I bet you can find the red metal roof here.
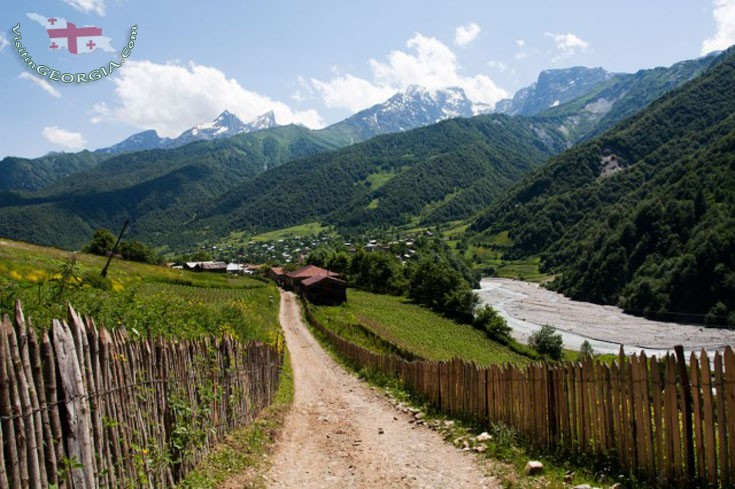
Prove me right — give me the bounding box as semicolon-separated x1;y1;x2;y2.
286;265;340;279
301;275;347;287
270;266;285;276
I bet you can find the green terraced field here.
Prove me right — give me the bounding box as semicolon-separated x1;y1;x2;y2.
311;289;529;366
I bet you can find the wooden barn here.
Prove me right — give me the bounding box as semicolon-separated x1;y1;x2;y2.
300;275;347;305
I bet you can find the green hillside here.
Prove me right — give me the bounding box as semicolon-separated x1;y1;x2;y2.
0;150;110;192
471;48;735;324
161;115;566;246
0;125;346;249
0;239;280;341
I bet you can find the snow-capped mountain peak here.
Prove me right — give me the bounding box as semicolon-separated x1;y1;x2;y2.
327;85;476;139
245;110;277;132
97;110;280;154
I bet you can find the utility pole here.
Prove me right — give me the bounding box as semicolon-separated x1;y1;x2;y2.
101;219;129;278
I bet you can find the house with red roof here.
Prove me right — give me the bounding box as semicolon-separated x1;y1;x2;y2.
283;265;346;303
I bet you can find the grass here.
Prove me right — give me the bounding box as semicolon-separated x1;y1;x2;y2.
310;289;529;366
0;239;280;342
217;222;330;248
178;349;294;489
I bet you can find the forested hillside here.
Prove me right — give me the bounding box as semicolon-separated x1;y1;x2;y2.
471;48;735;325
159;115;566;246
0;125;345;248
0;151;110;192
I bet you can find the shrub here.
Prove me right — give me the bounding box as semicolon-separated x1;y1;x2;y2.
529;324;564;360
473;305;511;344
84;229;116;256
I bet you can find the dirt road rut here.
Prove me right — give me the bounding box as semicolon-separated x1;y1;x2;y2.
265;291;496;488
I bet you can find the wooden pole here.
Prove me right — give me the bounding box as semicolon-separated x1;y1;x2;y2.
101;219;129;278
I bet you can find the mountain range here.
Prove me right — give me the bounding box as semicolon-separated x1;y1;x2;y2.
0;51;728;253
471;47;735;323
96;110;280;155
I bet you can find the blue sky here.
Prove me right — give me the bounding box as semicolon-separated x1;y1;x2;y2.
1;0;734;158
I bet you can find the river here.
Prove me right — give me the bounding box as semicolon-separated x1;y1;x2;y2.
477;278;735;356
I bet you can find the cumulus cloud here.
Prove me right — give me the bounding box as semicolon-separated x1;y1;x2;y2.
546;32;590;62
702;0;735;54
19;72;61;98
43;126;86;150
0;34;9;52
93;60;324;136
516;39;525;47
62;0;106;15
311;33;509;113
455;22;481;47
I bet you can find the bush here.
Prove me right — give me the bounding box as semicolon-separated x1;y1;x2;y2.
119;240;159;264
83;229;116;256
473;305;511;344
529;324;564;360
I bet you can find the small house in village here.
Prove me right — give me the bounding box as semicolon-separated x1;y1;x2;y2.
266;266;287;286
285;265;341;291
195;262;228;273
277;264;347;304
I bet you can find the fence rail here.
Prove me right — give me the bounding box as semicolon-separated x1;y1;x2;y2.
304;301;735;488
0;301;282;489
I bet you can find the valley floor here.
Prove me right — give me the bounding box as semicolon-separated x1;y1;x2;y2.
265;291;496;488
478;278;735;355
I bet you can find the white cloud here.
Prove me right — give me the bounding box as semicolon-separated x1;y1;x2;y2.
312;33;509;113
94;60;324;137
42;126;86;150
61;0;106;15
455;22;481;47
516;39;525;47
311;74;394;113
19;72;61;98
702;0;735;54
487;60;508;72
545;32;590;62
0;34;9;52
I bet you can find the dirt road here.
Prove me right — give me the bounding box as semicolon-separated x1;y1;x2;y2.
265;291;496;488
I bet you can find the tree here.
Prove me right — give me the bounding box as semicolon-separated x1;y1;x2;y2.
190;250;212;261
529;325;564;360
119;240;159;264
84;229;116;256
474;305;511;344
580;340;594;357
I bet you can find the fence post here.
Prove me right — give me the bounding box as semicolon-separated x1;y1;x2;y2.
674;345;695;484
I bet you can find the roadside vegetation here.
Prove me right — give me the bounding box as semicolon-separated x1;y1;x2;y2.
179;350;294;489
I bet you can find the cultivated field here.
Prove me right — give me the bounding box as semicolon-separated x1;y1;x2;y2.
310;288;528;366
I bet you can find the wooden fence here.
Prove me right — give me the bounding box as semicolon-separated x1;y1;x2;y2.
305;302;735;488
0;301;282;489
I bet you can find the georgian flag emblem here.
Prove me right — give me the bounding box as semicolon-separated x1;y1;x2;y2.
27;13;116;55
